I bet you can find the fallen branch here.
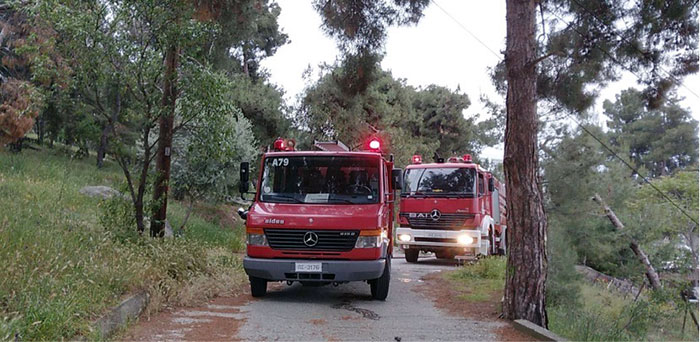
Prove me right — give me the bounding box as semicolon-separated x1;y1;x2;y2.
592;193;662;291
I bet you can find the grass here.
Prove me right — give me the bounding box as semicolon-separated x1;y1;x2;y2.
548;282;700;341
446;257;506;303
445;256;698;341
0;147;246;340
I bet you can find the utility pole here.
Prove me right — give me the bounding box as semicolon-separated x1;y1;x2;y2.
502;0;548;328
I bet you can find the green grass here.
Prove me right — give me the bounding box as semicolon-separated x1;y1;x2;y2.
548;282;700;341
446;257;506;303
0;147;246;340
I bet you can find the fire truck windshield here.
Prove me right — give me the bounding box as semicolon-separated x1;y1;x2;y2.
402;167;476;197
259;155;381;204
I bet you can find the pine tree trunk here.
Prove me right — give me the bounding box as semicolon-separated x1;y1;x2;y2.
502;0;548;328
151;44;178;238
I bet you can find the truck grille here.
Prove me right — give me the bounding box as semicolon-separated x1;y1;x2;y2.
402;213;475;230
414;237;457;243
264;229;359;251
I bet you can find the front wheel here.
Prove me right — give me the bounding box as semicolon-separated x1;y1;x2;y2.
404;249;419;263
370;257;391;300
249;276;267;297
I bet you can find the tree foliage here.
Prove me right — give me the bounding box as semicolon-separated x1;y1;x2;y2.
299;54;498;166
313;0;429;52
604;88;698;177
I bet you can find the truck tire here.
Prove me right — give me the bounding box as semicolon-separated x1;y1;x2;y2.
370;257;391;300
249;276;267;297
404;249;419;263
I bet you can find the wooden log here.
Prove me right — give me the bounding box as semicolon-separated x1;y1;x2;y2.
592;194;662;291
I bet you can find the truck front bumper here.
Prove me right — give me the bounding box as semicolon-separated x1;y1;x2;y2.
395;227;484;251
243;257;386;282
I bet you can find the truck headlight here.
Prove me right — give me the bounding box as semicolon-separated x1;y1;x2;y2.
247;233;268;246
398;234;411;242
355;235;382;248
457;234;473;245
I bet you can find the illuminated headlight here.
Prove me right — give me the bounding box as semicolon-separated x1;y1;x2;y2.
457;234;473;245
398;234;412;242
246;233;268;246
355;235;382;248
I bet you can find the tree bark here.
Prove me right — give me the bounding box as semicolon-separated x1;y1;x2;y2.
97;81;121;168
151;44;179;238
502;0;548;328
592;193;662;290
97;124;109;168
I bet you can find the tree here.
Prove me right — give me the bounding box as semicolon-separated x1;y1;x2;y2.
0;2;70;149
628;171;699;280
604;89;698;177
38;0;248;234
151;0;290;237
314;0;429;53
502;0;548;327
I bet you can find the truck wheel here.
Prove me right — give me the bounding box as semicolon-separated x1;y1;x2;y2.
404;249;419;263
371;257;391;300
249;276;267;297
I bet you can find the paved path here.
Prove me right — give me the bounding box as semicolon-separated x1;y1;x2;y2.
127;253;508;341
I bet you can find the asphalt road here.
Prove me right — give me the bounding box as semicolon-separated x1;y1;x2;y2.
236;255;501;341
128;253;505;341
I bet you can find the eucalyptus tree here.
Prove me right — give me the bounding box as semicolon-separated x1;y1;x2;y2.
38;0;252;233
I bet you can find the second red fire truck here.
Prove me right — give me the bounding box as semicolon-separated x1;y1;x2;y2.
396;154;507;261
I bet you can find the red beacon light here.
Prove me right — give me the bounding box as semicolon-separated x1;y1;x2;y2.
364;137;382;152
412;155;422;164
273;138;296;151
463;154;473;163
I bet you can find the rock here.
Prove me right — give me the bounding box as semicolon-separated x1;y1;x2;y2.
79;186;122;199
164;219;174;238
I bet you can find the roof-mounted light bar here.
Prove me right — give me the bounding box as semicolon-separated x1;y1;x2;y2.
273;138;296;151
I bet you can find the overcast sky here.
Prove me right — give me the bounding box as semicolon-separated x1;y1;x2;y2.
260;0;699;160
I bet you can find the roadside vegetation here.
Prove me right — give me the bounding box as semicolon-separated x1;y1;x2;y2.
446;257;699;341
0;148;246;340
447;257;506;302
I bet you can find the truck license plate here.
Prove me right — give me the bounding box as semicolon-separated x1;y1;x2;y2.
295;262;322;273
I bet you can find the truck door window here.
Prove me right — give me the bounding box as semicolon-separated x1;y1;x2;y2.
478;173;485;196
260;156;381;204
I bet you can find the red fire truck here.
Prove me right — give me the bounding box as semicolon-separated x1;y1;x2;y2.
237;138;402;300
396;154;506;262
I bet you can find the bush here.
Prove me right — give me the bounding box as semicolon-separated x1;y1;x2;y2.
546;220;582;307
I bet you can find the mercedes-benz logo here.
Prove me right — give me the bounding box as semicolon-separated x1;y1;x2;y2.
430;209;441;221
303;231;319;247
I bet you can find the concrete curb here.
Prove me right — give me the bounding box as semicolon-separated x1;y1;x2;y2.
513;319;568;341
93;291;150;339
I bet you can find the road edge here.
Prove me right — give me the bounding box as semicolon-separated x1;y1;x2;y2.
91;291;150;340
513;319;568;341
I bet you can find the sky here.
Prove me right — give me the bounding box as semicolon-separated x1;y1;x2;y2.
260;0;699;160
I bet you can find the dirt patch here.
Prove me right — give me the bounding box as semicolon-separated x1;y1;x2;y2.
124;293;250;341
415;272;534;341
308;318;327;325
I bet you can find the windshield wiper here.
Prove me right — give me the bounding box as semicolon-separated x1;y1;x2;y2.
327;198;356;204
264;194;303;203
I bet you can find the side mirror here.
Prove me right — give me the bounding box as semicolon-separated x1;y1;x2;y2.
488;177;495;192
239;162;250;197
237;207;248;220
392;168;403;191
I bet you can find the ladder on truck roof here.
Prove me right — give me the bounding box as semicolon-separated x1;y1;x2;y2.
314;140;349;152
